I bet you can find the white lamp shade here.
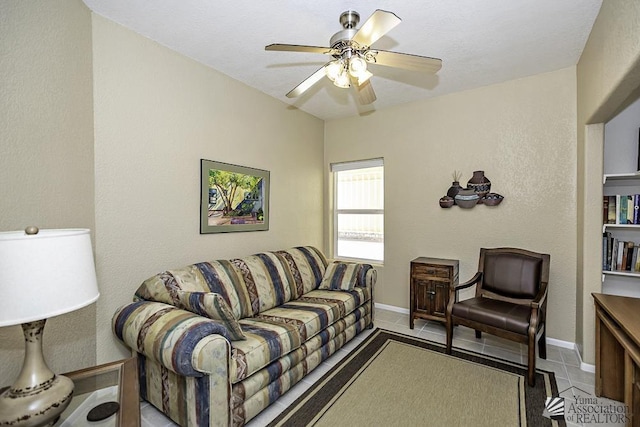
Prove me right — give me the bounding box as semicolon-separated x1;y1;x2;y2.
0;229;100;327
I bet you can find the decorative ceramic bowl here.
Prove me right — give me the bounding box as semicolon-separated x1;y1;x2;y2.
455;190;479;209
455;188;477;199
483;193;504;206
439;196;454;208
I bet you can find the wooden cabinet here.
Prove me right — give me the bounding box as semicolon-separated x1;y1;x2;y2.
410;257;458;328
593;293;640;426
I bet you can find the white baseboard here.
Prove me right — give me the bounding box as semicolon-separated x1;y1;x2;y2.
546;337;574;350
374;302;409;314
576;350;596;373
374;302;596;372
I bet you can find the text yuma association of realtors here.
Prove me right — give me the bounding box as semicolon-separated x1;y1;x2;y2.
566;396;629;424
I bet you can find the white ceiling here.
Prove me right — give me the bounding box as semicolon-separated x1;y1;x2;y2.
81;0;602;121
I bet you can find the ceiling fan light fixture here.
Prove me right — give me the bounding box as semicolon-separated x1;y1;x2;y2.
333;71;351;88
325;60;343;81
266;9;442;102
348;56;368;79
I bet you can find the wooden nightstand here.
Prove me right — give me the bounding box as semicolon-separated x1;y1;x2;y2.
410;257;459;328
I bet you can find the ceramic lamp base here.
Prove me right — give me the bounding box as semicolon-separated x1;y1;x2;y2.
0;320;74;427
0;375;73;427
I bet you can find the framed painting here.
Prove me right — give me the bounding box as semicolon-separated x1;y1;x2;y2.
200;159;270;233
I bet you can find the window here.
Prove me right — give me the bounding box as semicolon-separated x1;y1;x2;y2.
331;158;384;262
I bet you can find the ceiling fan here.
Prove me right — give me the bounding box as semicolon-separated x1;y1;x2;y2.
265;9;442;105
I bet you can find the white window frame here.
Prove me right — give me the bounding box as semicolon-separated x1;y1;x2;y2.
331;158;384;264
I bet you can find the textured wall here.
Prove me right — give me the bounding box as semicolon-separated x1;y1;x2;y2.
0;0;96;384
325;67;578;342
91;15;325;363
576;0;640;364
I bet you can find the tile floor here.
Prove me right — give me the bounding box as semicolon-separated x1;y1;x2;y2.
141;306;613;427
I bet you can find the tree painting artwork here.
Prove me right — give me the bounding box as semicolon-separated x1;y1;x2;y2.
200;159;269;233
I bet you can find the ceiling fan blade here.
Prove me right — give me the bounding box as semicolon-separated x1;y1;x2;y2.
265;44;338;55
352;10;401;48
353;78;377;105
286;63;330;98
368;49;442;73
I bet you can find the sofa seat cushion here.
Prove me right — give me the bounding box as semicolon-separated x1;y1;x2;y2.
229;287;371;383
231;305;370;406
451;297;532;335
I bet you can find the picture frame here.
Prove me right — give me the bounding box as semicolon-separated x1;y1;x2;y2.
200;159;270;233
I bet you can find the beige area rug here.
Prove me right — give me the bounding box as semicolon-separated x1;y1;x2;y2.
269;329;563;427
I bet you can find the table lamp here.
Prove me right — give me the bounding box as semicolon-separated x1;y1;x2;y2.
0;227;100;427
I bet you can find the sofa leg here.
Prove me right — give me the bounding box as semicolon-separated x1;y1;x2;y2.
367;322;374;329
475;330;482;339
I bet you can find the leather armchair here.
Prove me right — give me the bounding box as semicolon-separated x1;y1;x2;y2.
445;247;550;386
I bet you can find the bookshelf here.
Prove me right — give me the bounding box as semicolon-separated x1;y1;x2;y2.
601;98;640;297
603;172;640;184
602;163;640;297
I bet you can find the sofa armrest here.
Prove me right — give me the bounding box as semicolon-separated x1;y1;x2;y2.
112;301;231;377
357;264;377;289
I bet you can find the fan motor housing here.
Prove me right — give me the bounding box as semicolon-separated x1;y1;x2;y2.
339;10;360;29
330;28;358;48
330;10;361;48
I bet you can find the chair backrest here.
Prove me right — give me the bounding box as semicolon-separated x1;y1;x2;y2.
478;248;550;300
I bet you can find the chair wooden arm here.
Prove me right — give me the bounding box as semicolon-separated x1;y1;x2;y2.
530;281;549;310
447;272;483;316
453;272;483;293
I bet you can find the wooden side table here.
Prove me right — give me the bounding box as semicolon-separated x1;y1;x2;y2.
410;257;459;328
57;357;140;426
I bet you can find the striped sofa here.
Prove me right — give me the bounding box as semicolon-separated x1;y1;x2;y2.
112;246;376;426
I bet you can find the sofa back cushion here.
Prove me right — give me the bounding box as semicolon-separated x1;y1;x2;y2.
319;262;373;291
135;246;328;319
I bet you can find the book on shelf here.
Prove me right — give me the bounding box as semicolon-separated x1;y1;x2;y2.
626;241;635;271
617;240;624;269
607;195;616;224
602;194;640;225
616;240;627;271
603;232;612;270
602;235;640;272
619;195;627;224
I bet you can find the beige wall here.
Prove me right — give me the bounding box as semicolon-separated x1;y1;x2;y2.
325;67;578;342
4;0;639;376
91;16;325;363
0;0;96;384
576;0;640;364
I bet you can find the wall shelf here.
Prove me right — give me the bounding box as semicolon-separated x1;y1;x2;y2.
603;172;640;185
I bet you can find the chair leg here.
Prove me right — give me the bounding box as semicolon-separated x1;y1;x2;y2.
527;334;536;387
538;328;547;360
475;330;482;339
445;317;453;355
